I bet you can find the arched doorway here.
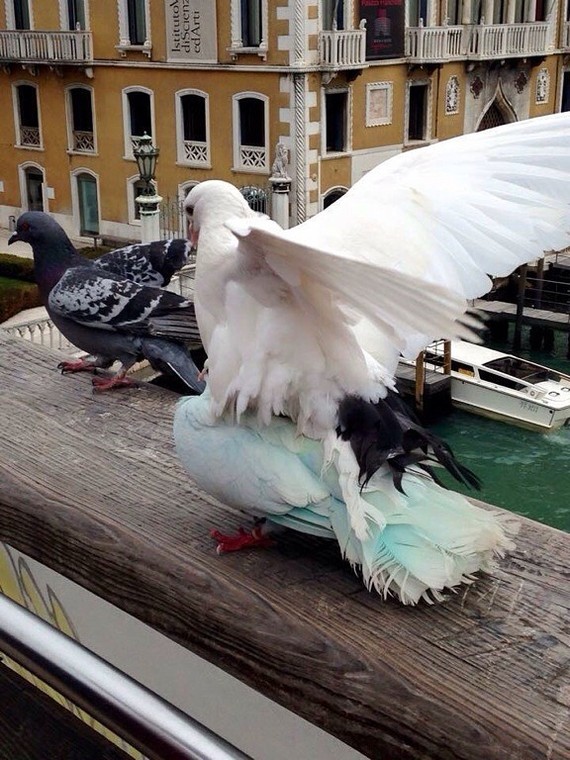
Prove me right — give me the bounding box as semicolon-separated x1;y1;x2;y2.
76;172;99;235
476;82;517;132
478;102;508;131
24;166;44;211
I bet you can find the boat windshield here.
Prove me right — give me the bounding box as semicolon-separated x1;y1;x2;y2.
483;356;561;385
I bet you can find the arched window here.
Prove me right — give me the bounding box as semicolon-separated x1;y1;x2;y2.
122;87;154;158
13;83;41;148
66;86;95;152
322;187;347;209
175;90;210;166
232;93;269;173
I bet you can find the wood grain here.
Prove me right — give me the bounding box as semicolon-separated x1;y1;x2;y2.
1;331;569;760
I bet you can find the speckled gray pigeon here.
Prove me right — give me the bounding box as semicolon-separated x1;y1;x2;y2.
95;238;192;287
9;211;205;393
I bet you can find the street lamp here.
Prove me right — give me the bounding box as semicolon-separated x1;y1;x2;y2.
133;132;162;243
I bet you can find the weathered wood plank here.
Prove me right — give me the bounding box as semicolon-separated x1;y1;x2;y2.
1;331;569;760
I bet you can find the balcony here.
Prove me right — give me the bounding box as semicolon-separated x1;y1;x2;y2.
0;30;92;64
319;24;367;68
406;21;550;63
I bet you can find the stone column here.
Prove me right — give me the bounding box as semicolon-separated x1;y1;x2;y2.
136;194;163;243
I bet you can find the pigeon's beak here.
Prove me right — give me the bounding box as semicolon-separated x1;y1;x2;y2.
8;231;19;245
187;221;199;250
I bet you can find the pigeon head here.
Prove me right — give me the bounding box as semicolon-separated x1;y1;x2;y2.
184;181;252;247
9;211;76;256
9;211;85;298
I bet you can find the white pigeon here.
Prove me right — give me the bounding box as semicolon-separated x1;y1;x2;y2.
174;113;570;604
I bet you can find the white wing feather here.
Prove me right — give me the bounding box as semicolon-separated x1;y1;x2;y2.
289;113;570;293
281;113;570;361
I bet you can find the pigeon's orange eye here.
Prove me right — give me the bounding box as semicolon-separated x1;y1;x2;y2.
21;221;30;231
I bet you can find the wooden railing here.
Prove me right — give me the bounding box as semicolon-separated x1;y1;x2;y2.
406;21;550;61
319;25;367;67
0;30;92;63
1;328;569;760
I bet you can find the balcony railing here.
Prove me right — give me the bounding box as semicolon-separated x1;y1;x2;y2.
183;139;209;165
239;145;267;170
72;130;95;152
0;30;92;63
319;25;367;67
406;21;550;62
19;125;41;147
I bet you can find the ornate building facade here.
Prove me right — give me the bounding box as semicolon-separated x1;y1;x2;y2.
0;0;569;239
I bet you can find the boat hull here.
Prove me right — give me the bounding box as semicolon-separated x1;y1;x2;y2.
451;377;570;431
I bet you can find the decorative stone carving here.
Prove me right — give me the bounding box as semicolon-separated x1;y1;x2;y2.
445;76;460;115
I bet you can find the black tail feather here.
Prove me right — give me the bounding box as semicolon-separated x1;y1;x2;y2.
337;391;481;494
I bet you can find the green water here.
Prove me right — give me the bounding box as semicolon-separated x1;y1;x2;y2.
430;330;570;533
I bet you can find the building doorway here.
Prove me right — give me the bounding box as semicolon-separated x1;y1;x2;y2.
77;173;99;235
24;167;44;211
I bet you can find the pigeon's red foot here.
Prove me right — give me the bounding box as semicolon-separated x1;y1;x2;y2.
58;358;96;374
210;526;274;555
92;374;136;392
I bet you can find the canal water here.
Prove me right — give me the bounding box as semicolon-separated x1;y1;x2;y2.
430;328;570;533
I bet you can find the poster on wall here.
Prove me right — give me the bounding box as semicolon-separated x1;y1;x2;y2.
359;0;405;59
165;0;218;62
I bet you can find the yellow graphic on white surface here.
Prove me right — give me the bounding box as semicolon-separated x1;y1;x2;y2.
0;542;145;759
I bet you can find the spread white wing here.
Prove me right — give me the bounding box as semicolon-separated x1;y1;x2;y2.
285;112;570;362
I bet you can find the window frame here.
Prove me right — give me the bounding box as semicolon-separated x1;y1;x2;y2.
232;92;269;174
65;84;96;154
6;0;33;30
229;0;269;59
59;0;89;30
405;79;431;144
116;0;152;56
175;89;211;168
122;86;155;160
12;81;42;150
323;87;351;155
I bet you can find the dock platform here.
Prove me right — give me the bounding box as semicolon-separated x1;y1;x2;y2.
1;331;569;760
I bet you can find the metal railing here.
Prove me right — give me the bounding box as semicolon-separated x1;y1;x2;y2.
0;593;249;760
0;29;92;63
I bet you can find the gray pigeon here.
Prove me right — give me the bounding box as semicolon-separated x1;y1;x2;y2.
9;211;205;393
95;238;192;287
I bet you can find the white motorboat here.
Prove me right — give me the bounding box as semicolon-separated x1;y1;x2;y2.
421;341;570;431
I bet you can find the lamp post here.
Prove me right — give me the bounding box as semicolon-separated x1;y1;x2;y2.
133;132;162;243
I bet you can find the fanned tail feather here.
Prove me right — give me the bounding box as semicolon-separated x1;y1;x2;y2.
327;471;518;604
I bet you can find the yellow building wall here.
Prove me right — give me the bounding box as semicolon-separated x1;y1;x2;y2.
1;63;285;222
435;63;467;142
528;56;559;118
351;64;409;150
